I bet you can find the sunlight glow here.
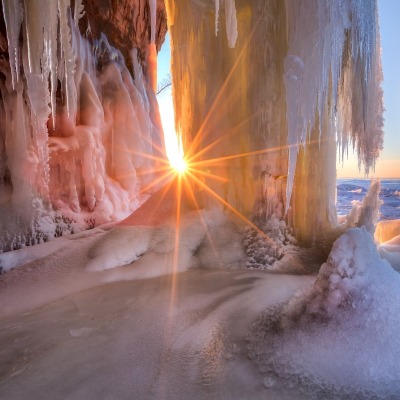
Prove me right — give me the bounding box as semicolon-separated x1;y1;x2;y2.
167;133;187;174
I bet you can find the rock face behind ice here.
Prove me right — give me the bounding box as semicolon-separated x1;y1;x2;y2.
80;0;167;69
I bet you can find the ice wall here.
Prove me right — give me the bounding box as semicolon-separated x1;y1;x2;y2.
0;1;165;251
166;0;383;244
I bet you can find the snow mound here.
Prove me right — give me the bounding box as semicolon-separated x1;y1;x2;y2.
86;210;206;272
85;208;245;272
247;227;400;398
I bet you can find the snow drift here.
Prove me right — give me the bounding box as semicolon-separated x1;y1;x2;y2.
248;227;400;398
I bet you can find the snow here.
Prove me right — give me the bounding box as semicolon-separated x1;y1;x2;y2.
1;186;400;398
0;192;313;399
0;2;396;397
248;227;400;398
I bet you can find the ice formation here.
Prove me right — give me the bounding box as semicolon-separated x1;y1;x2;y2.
248;227;400;398
166;0;383;244
284;0;383;211
0;0;386;256
0;1;164;251
343;179;382;233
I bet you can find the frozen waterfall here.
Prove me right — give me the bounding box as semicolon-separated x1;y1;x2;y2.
0;0;165;251
166;0;383;244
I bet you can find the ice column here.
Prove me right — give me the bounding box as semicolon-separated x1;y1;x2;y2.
1;0;23;89
166;0;383;244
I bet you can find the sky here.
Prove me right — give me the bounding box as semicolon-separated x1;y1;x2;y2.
157;1;400;178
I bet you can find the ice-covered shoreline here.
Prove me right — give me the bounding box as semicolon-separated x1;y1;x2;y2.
1;184;400;398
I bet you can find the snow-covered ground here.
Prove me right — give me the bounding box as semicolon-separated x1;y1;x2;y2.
1;183;400;399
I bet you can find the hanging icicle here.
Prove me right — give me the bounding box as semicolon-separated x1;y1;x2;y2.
1;0;23;89
58;0;77;118
213;0;238;48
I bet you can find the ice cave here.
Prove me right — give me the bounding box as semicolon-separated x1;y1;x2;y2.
0;0;400;399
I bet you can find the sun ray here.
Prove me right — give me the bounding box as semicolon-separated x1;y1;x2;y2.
167;174;183;319
139;169;175;194
184;17;262;160
187;167;230;183
186;170;273;244
139;133;167;157
186;109;264;164
185;136;225;164
126;149;169;165
182;174;223;267
135;165;173;177
189;138;324;168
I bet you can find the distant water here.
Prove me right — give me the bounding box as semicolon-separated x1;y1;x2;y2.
337;179;400;220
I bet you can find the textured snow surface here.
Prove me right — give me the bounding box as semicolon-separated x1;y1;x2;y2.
1;185;400;398
0;194;313;400
248;227;400;399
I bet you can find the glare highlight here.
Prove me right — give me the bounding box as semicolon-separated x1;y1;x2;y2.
167;134;187;174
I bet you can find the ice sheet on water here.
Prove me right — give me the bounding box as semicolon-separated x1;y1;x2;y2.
248;227;400;398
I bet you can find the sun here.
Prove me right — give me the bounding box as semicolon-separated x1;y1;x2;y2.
170;155;187;174
165;128;188;175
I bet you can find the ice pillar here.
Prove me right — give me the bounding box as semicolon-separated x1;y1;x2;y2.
166;0;288;218
166;0;383;244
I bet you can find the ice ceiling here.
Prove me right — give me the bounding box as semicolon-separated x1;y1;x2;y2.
0;0;383;251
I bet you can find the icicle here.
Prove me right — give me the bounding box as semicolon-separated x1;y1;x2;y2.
1;0;23;89
224;0;238;48
149;0;157;44
215;0;219;36
58;0;76;118
48;0;58;128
